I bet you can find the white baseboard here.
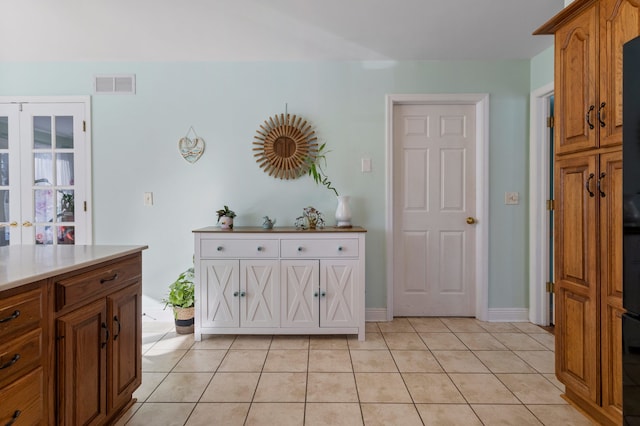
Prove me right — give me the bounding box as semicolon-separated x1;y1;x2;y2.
365;308;388;322
486;308;530;322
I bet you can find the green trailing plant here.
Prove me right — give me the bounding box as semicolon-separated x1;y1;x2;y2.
216;205;236;223
306;142;339;196
60;192;74;212
162;267;195;310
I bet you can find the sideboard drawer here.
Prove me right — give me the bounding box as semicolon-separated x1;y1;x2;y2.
0;367;43;426
0;288;43;340
0;329;42;388
281;239;359;258
200;239;279;258
54;255;141;311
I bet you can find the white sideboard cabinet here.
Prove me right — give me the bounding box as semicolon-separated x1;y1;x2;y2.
193;227;367;341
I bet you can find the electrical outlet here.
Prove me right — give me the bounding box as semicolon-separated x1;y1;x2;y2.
144;192;154;206
361;158;372;173
505;192;519;205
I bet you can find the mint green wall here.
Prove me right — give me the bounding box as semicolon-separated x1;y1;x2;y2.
530;46;554;91
0;60;532;313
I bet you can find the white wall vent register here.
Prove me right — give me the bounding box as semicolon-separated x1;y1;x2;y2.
93;74;136;94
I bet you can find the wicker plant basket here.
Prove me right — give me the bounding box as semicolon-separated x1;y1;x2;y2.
173;306;195;334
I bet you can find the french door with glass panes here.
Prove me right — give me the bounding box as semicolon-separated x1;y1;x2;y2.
0;99;91;245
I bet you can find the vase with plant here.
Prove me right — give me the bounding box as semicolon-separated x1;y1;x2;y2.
58;191;75;222
162;267;195;334
306;143;352;227
216;205;236;229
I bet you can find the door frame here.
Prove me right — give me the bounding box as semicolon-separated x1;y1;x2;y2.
528;82;554;326
385;93;490;321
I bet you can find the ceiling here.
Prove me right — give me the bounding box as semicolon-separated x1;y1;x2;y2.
1;0;564;62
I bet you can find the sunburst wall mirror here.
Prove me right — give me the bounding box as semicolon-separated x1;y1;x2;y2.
253;113;318;179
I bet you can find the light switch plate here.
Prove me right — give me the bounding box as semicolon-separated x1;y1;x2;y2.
144;192;154;206
361;158;372;173
505;192;519;205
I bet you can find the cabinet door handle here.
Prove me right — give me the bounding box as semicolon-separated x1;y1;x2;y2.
598;172;606;197
320;291;326;297
0;310;20;323
5;410;21;426
101;322;109;349
586;105;595;130
0;354;20;370
233;291;239;297
314;292;319;297
240;291;246;297
257;246;263;252
100;273;119;284
585;173;595;197
22;221;32;227
113;316;121;340
597;102;606;127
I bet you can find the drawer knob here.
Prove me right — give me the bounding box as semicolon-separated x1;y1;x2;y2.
0;353;20;370
217;246;223;251
100;273;119;284
297;247;303;252
337;246;343;251
257;246;263;251
0;310;20;324
240;291;246;297
314;292;319;297
233;291;239;297
6;410;21;426
321;291;327;297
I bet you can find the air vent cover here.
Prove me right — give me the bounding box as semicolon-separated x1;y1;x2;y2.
94;74;136;94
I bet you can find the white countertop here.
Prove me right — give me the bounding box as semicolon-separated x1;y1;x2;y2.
0;245;148;292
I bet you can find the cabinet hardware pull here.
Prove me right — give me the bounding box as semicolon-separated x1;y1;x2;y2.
0;354;20;370
0;310;20;323
597;102;606;127
321;291;326;297
22;221;32;227
9;221;17;228
113;316;121;340
586;105;595;129
233;291;239;297
257;246;263;251
217;246;223;251
5;410;21;426
240;291;246;297
297;247;303;252
337;246;343;251
314;292;319;297
585;173;595;197
101;322;109;348
598;172;606;197
100;273;119;284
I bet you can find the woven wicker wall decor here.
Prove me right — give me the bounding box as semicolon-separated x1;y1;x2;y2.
253;113;318;179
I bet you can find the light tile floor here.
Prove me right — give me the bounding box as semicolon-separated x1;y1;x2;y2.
117;318;595;425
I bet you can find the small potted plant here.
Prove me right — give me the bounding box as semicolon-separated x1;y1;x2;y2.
162;267;195;334
216;205;236;229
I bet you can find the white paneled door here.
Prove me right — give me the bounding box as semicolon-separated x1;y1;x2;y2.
393;104;477;316
0;99;91;245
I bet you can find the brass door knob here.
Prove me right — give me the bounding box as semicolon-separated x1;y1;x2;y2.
466;217;477;225
22;221;33;227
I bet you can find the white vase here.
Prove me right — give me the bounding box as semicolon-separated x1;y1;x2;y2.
220;216;234;229
335;195;352;228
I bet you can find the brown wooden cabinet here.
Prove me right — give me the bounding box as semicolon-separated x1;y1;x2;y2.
0;284;47;426
535;1;640;423
54;253;142;426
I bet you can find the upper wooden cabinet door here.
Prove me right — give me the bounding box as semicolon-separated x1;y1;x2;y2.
555;5;598;155
599;0;640;147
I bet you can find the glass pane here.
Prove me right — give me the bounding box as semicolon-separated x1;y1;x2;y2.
0;227;8;246
56;116;74;148
35;225;53;245
33;116;52;148
0;117;7;149
57;225;74;244
34;153;53;185
0;153;8;185
57;190;74;222
56;153;74;186
34;188;54;222
0;190;9;221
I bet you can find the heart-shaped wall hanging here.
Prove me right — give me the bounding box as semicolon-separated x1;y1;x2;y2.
178;126;205;164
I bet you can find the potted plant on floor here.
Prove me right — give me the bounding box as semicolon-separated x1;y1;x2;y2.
162;267;195;334
216;205;236;229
